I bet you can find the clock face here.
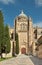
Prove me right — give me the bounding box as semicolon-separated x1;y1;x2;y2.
20;23;27;31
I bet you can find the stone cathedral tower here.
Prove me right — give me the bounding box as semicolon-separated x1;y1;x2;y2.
2;11;42;58
14;11;33;54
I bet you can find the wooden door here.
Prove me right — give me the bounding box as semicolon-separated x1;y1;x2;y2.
21;48;26;54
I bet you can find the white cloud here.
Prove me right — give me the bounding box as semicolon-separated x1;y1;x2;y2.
33;21;42;27
0;0;14;4
35;0;42;6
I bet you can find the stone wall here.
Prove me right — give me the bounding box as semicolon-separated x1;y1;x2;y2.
37;45;42;58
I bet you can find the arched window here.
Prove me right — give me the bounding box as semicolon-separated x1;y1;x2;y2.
20;23;27;31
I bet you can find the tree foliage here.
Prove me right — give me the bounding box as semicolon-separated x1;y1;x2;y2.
4;25;11;53
0;10;11;58
0;10;4;55
15;33;19;54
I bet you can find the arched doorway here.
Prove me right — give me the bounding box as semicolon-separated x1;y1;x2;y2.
21;48;26;54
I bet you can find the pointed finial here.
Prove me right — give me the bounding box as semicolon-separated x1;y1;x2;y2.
19;10;27;18
29;16;32;21
21;10;24;14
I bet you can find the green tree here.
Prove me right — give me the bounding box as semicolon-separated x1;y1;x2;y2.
0;10;11;58
15;33;19;54
4;25;11;53
0;10;4;58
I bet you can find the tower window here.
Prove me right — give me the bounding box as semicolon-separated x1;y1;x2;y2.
20;23;27;31
34;29;37;39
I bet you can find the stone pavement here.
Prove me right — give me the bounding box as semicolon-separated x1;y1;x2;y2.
0;54;42;65
29;56;42;65
0;54;34;65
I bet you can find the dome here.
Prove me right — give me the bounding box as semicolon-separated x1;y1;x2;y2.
19;10;27;18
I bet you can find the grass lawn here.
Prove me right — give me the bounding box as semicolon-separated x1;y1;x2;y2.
0;57;13;61
0;58;6;61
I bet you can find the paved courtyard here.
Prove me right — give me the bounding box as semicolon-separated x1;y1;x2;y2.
30;55;42;65
0;54;42;65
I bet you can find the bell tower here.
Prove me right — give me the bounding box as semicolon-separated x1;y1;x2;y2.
14;11;33;54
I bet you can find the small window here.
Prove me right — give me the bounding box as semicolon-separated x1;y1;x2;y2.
34;29;37;39
11;33;13;40
41;31;42;34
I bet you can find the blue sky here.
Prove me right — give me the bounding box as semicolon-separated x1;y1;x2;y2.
0;0;42;27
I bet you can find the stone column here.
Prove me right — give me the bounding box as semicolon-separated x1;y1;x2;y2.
14;41;16;54
28;16;33;54
32;42;36;56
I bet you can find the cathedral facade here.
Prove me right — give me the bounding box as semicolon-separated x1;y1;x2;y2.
6;11;42;57
14;11;33;55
